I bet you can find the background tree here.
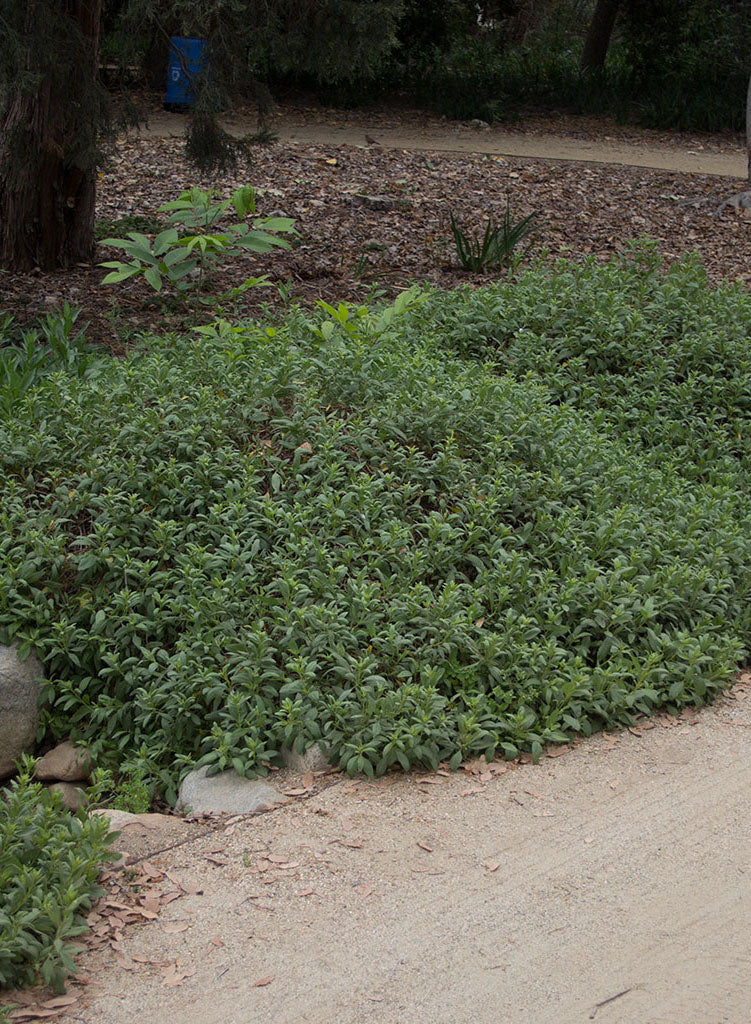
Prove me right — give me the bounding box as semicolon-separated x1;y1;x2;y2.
580;0;622;71
0;1;105;270
747;67;751;182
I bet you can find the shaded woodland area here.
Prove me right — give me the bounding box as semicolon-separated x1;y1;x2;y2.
1;0;750;269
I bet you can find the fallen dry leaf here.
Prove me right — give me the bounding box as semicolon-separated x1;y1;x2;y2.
140;895;161;915
40;996;78;1010
416;842;433;853
161;968;196;988
9;1010;61;1021
163;922;190;934
138;861;163;880
482;861;501;872
301;771;315;788
354;883;375;896
103;899;131;911
253;975;275;987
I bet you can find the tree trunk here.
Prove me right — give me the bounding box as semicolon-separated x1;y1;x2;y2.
580;0;622;72
747;69;751;185
0;1;102;271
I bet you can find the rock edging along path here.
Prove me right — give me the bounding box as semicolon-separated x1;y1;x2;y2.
58;676;751;1024
142;108;748;179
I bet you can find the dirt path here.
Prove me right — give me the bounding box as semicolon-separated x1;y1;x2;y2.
143;107;748;179
61;682;751;1024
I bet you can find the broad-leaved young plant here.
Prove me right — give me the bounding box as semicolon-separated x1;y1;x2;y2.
100;185;297;292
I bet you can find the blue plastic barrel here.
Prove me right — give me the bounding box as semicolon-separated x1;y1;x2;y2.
165;36;207;107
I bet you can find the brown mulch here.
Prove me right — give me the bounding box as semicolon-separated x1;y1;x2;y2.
1;111;750;353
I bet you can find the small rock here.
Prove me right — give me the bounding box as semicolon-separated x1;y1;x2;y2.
48;782;87;813
347;194;397;211
91;808;175;831
0;644;43;779
36;740;92;782
175;766;282;815
280;742;332;774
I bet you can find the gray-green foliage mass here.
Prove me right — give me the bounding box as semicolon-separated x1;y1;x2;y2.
1;247;750;802
0;759;118;992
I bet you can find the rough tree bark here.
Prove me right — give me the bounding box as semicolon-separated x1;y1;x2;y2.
747;68;751;184
0;1;102;271
580;0;622;72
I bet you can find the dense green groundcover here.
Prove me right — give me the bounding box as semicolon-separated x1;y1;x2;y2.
0;760;118;993
2;245;751;804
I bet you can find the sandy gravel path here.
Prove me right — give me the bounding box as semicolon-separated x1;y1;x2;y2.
143;107;748;179
62;680;751;1024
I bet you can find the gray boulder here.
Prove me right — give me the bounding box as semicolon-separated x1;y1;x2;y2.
0;644;43;779
280;742;332;774
175;766;282;815
48;782;87;813
36;740;91;782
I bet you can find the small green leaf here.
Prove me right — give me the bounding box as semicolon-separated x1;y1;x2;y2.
143;266;163;291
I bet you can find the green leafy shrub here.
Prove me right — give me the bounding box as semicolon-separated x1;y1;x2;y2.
87;765;152;814
407;241;751;482
100;185;297;293
1;253;750;799
0;305;103;415
0;759;119;993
